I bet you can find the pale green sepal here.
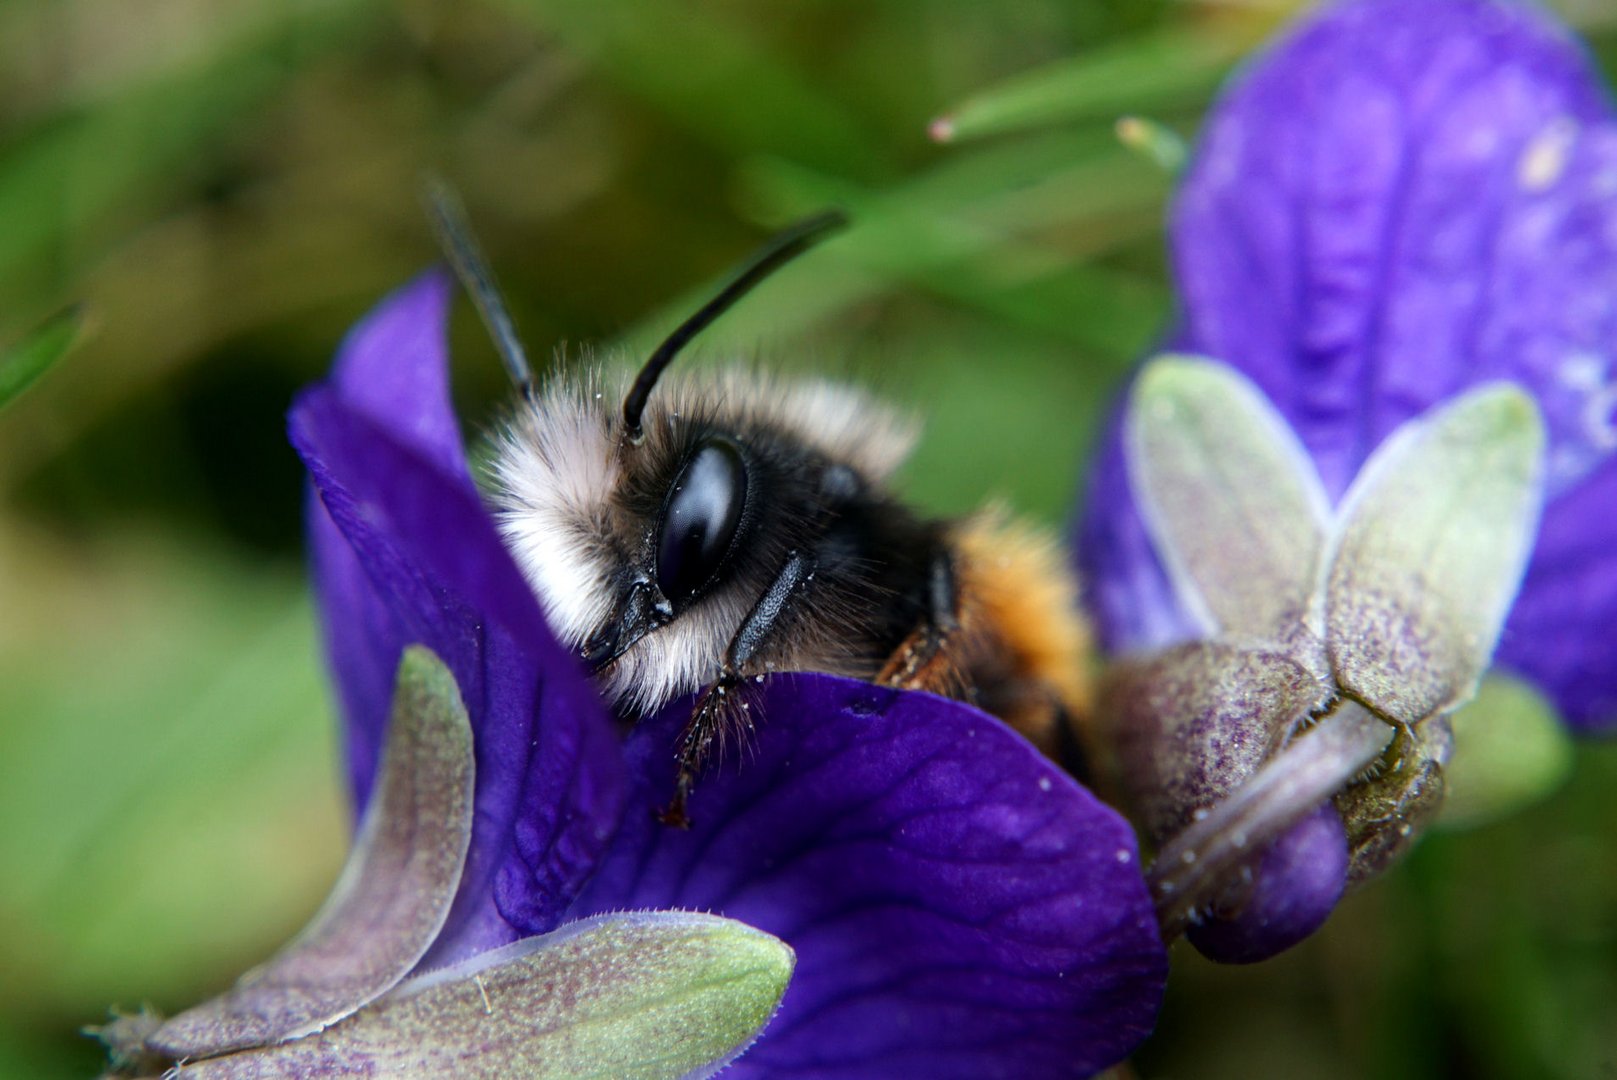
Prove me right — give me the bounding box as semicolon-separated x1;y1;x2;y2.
0;306;85;411
1438;673;1573;829
1126;354;1331;641
151;645;476;1059
175;911;796;1080
1324;384;1546;725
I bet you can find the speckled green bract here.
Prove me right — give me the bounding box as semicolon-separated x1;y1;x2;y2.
1326;385;1545;725
1103;640;1329;843
151;645;475;1060
177;911;793;1079
1128;355;1329;641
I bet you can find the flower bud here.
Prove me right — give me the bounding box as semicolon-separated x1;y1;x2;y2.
1091;357;1546;960
1184;804;1348;964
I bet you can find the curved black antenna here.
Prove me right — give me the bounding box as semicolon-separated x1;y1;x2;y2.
423;177;535;401
621;208;849;443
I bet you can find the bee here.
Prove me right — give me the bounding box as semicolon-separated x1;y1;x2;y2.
429;190;1091;825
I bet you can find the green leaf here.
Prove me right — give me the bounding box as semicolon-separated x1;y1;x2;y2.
178;912;795;1080
1439;673;1574;829
0;543;342;1021
722;155;1168;361
497;0;876;174
1126;355;1331;642
930;29;1249;144
150;646;475;1060
0;2;371;296
1324;385;1546;725
0;307;83;411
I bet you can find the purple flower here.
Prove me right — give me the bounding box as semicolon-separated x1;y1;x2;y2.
1083;0;1617;733
285;273;1165;1077
1078;0;1617;963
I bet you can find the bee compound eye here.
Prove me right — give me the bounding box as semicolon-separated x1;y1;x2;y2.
656;439;748;602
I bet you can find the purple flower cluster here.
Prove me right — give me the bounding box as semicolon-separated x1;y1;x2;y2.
1080;0;1617;964
296;273;1166;1077
1083;0;1617;735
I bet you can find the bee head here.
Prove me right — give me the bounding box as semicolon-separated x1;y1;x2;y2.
491;366;916;714
432;202;916;713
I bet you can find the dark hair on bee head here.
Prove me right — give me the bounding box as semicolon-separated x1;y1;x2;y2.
619;208;849;443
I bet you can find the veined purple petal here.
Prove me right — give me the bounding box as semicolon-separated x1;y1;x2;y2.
294;373;625;969
309;273;465;810
308;496;404;810
309;273;481;806
1081;0;1617;729
568;673;1167;1080
327;270;469;484
1175;0;1610;492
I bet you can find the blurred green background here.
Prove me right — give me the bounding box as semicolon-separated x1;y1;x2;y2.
2;1;1615;1077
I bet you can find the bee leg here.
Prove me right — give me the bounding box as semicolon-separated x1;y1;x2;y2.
876;549;961;691
659;550;817;828
659;679;735;829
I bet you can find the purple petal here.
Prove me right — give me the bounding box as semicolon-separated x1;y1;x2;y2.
1174;0;1610;492
327;270;469;484
309;272;472;806
1081;0;1617;728
1077;402;1199;655
308;494;403;809
293;387;625;968
1184;803;1348;965
1497;457;1617;733
568;673;1167;1079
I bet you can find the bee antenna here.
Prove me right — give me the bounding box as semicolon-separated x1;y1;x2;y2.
423;177;536;401
621;208;848;443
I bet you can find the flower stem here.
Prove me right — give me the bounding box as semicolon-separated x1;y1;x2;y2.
1149;700;1393;937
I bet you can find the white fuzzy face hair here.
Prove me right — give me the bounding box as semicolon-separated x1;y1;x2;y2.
489;365;918;715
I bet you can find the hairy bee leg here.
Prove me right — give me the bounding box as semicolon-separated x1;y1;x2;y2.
660;678;739;829
875;550;959;690
659;550;817;828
